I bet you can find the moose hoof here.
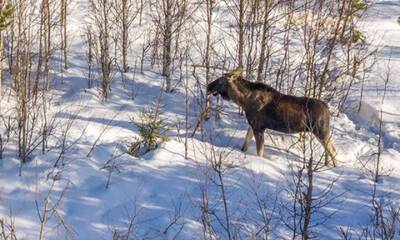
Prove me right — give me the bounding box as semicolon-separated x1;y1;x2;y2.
324;159;338;167
332;160;338;167
241;145;248;152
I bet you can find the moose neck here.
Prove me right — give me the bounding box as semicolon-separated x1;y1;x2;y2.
228;77;253;108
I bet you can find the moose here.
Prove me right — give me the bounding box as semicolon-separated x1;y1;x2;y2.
207;67;337;166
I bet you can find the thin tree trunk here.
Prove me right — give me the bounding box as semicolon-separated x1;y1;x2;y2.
162;0;172;92
317;0;347;99
302;156;313;240
100;0;111;99
44;0;51;90
61;0;68;69
238;0;244;68
256;1;269;82
245;0;259;80
204;0;213;119
122;0;129;72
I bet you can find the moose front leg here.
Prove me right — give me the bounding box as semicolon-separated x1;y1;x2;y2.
254;130;265;157
241;127;254;152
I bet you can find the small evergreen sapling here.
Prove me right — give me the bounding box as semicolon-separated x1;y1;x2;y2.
127;107;170;156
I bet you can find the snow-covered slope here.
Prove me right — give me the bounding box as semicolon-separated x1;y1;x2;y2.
0;0;399;239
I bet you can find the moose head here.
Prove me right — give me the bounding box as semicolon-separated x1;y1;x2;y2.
206;67;243;101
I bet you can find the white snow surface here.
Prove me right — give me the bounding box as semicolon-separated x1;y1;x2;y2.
0;0;399;239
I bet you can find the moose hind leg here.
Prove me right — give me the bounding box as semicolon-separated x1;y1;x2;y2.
319;134;337;167
241;127;254;152
325;137;337;166
254;130;265;157
299;132;306;143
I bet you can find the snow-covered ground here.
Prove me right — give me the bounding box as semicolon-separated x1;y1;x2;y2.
0;0;399;239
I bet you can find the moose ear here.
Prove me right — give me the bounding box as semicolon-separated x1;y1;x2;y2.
228;67;243;81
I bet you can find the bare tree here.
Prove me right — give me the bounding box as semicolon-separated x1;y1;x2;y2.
150;0;188;92
60;0;68;69
36;180;74;240
203;0;214;119
256;1;274;82
195;135;237;239
237;0;245;68
360;56;399;240
14;0;39;164
0;0;59;168
0;210;18;240
84;26;94;88
90;0;113;99
42;0;53;91
113;0;140;73
0;1;13;97
282;133;342;239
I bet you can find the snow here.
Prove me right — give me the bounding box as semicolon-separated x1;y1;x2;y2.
1;0;400;239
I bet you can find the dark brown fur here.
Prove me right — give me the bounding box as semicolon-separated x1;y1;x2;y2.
207;68;337;166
